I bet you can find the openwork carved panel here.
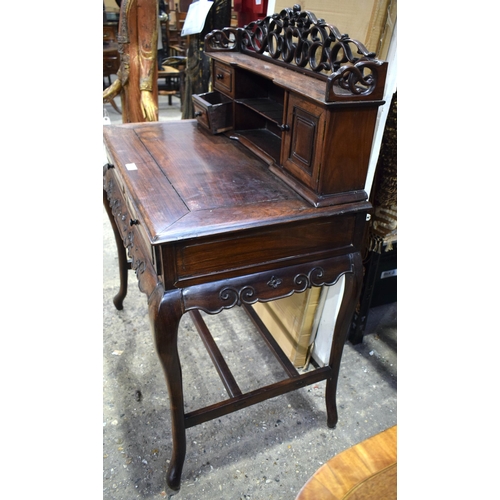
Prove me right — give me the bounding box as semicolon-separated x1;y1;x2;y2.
204;4;387;101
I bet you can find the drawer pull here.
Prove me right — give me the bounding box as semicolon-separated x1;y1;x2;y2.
194;111;202;117
130;218;139;226
216;74;224;79
279;124;290;131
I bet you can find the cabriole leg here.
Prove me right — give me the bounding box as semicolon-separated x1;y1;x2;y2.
103;188;128;310
325;254;363;428
149;289;186;493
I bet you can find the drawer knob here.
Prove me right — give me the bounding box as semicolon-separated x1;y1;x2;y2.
216;73;224;79
279;124;290;131
194;111;202;117
130;218;139;226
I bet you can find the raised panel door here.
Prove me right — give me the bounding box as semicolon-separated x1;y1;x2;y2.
282;93;325;190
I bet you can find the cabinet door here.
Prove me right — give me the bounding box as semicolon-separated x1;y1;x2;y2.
281;94;325;190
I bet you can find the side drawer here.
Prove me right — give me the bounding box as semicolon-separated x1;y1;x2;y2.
213;61;234;97
172;215;358;286
192;91;233;134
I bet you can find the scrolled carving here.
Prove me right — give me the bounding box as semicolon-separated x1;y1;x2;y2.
219;285;257;307
181;254;358;316
205;27;240;51
293;266;325;291
326;60;385;100
293;273;309;292
309;266;325;285
204;4;386;101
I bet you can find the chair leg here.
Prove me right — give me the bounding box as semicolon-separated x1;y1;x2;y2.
109;98;122;115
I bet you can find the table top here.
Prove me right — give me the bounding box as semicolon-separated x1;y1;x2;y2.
103;120;371;247
295;425;397;500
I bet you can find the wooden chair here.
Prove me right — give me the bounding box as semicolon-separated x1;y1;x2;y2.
158;56;186;105
170;7;187;56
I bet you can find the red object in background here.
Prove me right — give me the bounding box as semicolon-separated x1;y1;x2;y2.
234;0;268;27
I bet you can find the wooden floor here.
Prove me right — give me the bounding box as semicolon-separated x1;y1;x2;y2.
295;425;397;500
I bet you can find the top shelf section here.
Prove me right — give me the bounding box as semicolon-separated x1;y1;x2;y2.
204;5;388;103
210;51;326;105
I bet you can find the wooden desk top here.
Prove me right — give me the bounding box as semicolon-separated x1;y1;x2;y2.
103;120;371;247
295;425;397;500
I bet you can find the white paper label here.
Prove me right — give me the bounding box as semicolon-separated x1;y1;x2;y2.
125;163;138;171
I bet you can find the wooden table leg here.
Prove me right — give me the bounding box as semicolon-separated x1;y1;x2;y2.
149;289;186;493
325;253;363;428
103;188;128;310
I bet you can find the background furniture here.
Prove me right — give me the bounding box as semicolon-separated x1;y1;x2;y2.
295;425;397;500
158;56;186;105
103;21;121;114
169;5;188;55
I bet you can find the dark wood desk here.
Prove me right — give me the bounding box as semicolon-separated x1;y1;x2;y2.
103;119;369;491
103;6;387;493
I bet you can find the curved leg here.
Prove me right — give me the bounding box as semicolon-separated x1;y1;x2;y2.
149;289;186;493
103;188;128;309
325;253;363;428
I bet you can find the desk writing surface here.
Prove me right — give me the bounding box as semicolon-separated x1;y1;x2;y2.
103;120;371;248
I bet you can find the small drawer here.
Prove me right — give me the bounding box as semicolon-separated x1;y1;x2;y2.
213;61;234;97
192;91;233;134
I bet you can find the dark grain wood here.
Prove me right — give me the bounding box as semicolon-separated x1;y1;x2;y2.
189;309;243;398
102;6;384;492
184;366;332;429
199;50;385;207
103;118;369;491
